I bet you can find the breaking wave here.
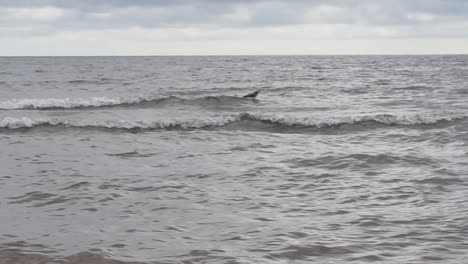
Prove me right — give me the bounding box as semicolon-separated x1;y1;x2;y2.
0;95;250;110
0;116;238;130
1;113;466;133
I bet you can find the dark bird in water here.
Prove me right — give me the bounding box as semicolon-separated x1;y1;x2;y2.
243;90;260;99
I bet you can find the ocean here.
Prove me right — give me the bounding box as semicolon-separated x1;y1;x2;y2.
0;55;467;264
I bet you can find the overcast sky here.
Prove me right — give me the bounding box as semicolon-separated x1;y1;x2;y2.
1;0;468;55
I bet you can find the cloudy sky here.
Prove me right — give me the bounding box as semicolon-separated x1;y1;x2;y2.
1;0;468;55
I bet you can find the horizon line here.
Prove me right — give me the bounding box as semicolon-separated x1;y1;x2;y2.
1;53;468;57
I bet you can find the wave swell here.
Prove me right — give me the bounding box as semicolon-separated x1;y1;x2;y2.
0;95;250;110
1;113;466;133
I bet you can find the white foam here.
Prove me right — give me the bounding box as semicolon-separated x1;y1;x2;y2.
0;97;143;110
0;115;240;130
0;117;53;129
0;113;464;131
242;112;467;127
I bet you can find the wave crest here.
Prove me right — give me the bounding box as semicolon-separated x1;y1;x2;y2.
1;113;465;133
0;95;251;110
0;97;147;110
0;116;239;130
244;113;465;128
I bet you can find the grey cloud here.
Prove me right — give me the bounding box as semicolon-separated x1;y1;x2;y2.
0;0;467;38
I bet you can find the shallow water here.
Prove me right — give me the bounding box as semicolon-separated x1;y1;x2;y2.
1;56;467;263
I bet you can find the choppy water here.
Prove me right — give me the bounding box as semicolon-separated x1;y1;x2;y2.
1;55;467;264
